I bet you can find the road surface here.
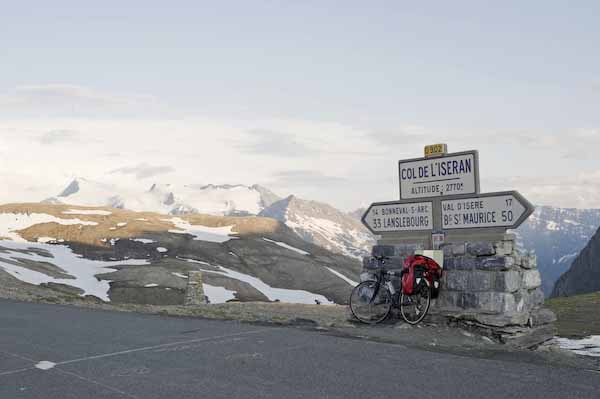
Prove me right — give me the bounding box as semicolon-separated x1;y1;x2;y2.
0;299;598;398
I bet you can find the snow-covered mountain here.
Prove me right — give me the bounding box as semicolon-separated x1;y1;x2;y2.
516;206;600;296
260;196;375;259
46;178;281;216
0;203;360;305
43;178;600;294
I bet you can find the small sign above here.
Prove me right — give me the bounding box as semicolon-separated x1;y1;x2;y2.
362;201;433;234
424;143;448;157
399;150;479;200
441;191;534;230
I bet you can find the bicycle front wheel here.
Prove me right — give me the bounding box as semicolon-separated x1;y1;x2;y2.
400;279;431;325
349;281;392;324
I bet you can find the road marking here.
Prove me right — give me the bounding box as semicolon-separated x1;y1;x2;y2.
34;361;56;370
55;328;271;366
53;368;139;399
0;367;34;377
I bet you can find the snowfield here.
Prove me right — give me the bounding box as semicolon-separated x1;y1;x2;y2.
555;336;600;357
203;284;237;303
181;258;333;304
0;240;148;301
262;238;310;255
0;212;98;241
284;213;372;259
62;209;112;216
166;217;236;243
50;178;274;216
326;267;358;286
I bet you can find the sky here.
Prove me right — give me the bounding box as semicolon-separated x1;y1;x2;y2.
1;0;599;211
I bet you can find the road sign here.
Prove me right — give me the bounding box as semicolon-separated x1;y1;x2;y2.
424;143;448;157
440;191;534;230
362;201;433;234
399;151;479;200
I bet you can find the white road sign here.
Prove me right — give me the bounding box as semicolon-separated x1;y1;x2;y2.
441;191;534;230
362;201;433;234
399;151;479;199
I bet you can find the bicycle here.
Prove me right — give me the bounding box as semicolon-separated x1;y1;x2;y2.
349;255;438;325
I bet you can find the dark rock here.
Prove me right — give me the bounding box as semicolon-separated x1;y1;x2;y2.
466;242;496;257
443;256;477;271
552;226;600;297
478;256;513;271
530;307;557;326
41;282;84;296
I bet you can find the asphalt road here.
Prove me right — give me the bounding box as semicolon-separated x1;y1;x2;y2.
0;299;598;399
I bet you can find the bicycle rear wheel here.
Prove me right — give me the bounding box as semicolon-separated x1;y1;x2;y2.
349;281;392;324
400;279;431;325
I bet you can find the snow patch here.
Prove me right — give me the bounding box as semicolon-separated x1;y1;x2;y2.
203;284;237;303
63;209;112;216
144;283;159;287
166;217;235;243
262;238;310;255
132;238;156;244
325;267;358;286
156;247;168;253
171;272;188;279
181;258;333;304
0;240;149;301
37;237;56;243
555;336;600;357
557;252;578;264
0;213;98;241
116;222;127;227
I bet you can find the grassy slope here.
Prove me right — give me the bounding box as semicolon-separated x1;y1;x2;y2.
545;292;600;338
0;203;281;247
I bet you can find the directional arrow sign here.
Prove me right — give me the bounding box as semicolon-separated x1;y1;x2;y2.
362;201;433;234
441;191;534;230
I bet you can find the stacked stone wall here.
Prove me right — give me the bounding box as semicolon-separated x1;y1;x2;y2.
364;234;556;345
435;234;545;327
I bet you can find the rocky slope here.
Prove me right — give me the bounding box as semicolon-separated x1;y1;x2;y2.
516;206;600;296
0;203;360;305
45;178;600;296
260;196;375;259
551;226;600;297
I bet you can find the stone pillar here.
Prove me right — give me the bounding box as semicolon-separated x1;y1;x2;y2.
184;271;208;305
366;234;557;346
432;234;556;344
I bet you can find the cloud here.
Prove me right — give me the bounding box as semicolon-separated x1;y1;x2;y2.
486;172;600;209
110;163;175;179
368;125;434;145
237;129;316;157
0;84;163;118
269;170;347;186
38;129;81;145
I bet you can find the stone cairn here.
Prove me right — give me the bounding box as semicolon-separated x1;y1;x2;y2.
184;271;208;305
368;234;557;347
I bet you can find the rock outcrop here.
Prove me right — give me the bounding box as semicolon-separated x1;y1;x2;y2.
552;226;600;297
